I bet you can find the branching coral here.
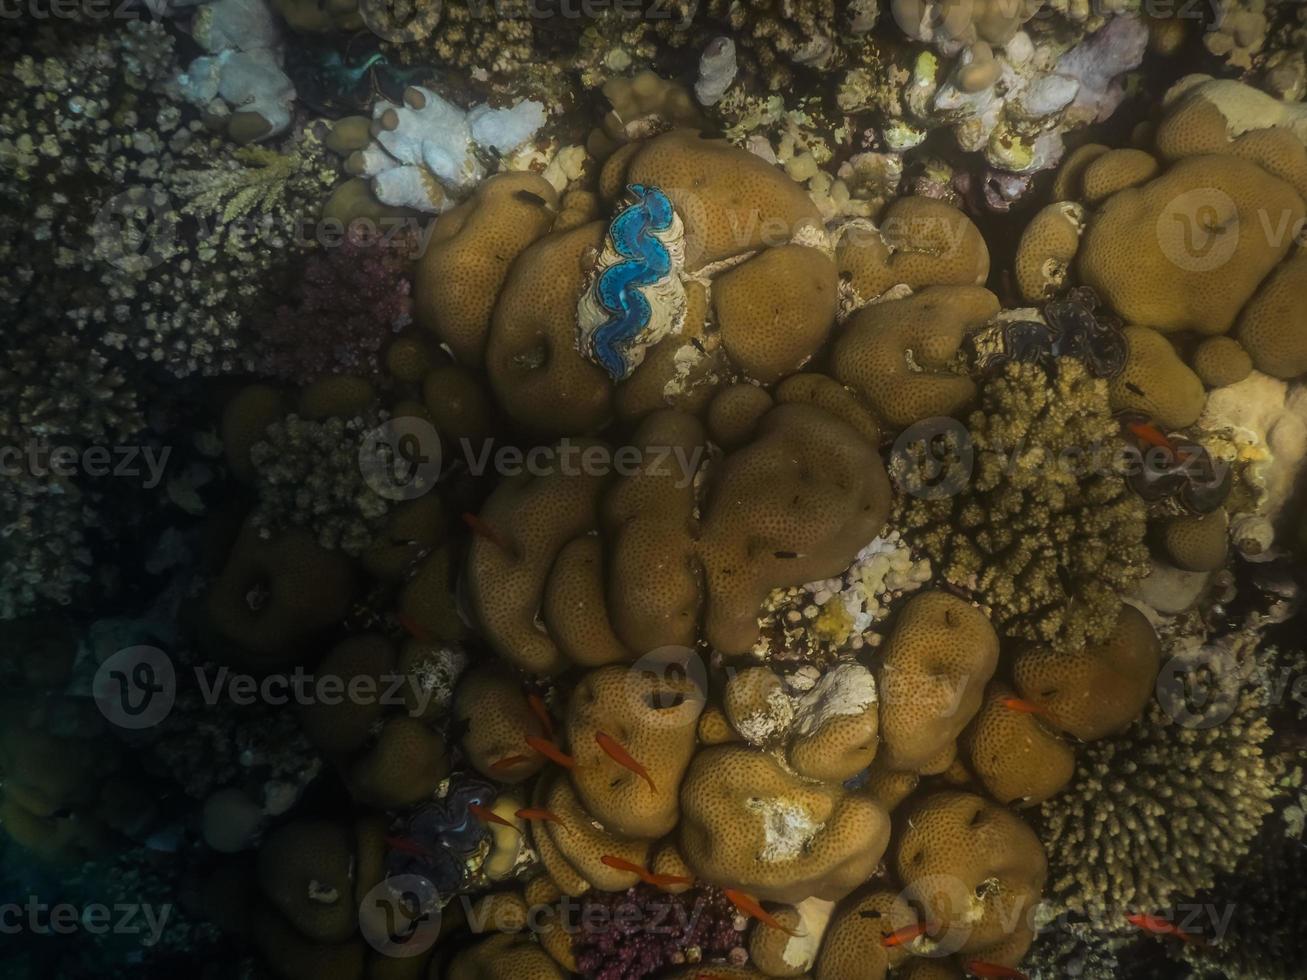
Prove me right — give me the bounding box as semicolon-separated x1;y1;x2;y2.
1040;690;1278;915
1025;920;1129;980
249;410;396;555
1177;823;1307;979
894;359;1149;652
0;476;91;621
259;231;414;383
2;21;336;381
569;885;744;979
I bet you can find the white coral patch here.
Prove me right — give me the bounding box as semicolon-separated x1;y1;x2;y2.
792;662;877;738
744;796;825;863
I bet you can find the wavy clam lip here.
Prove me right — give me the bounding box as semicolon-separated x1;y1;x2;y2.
575;183;689;383
8;8;1307;979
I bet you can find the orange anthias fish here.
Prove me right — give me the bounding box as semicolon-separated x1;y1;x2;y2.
1000;696;1053;719
490;753;532;772
515;807;562;825
396;612;431;642
1125;419;1174;452
595;731;657;792
964;960;1028;979
461;511;513;552
525;734;577;769
468;803;519;832
527;692;555;740
599;854;693;890
1127;913;1206;945
385;835;432;858
722;888;801;937
881;920;930;948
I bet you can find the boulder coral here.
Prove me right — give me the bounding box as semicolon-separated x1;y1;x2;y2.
722;662;880;783
414;123;863;436
895;792;1047;961
1016;75;1307;391
960;682;1076;806
1011;602;1161;741
464;401;892;666
678;745;891;903
204;520;358;664
876;590;999;772
832;286;999;429
564;664;705;838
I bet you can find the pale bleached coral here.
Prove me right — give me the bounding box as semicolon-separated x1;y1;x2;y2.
905;15;1149;179
752;531;932;665
175;0;297;143
347;85;546;212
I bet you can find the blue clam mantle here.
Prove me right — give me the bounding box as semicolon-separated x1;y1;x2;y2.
577;183;688;381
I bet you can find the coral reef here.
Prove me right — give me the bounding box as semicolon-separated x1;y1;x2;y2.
249;409;396;555
1016;75;1307;391
1041;683;1278;915
894;359;1150;652
1177;823;1307;980
569;885;744;979
7;10;1307;980
259;229;414;383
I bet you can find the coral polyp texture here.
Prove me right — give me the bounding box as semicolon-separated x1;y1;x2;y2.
5;6;1307;980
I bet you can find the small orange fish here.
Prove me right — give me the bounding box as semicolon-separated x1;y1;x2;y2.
1127;913;1206;945
881;920;930;947
1000;696;1052;719
964;960;1028;979
468;803;519;832
599;854;693;890
462;511;512;552
1125;420;1173;452
515;807;562;825
527;692;555;740
384;835;431;858
525;734;577;769
396;612;430;642
490;753;532;772
722;888;801;937
595;731;656;792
